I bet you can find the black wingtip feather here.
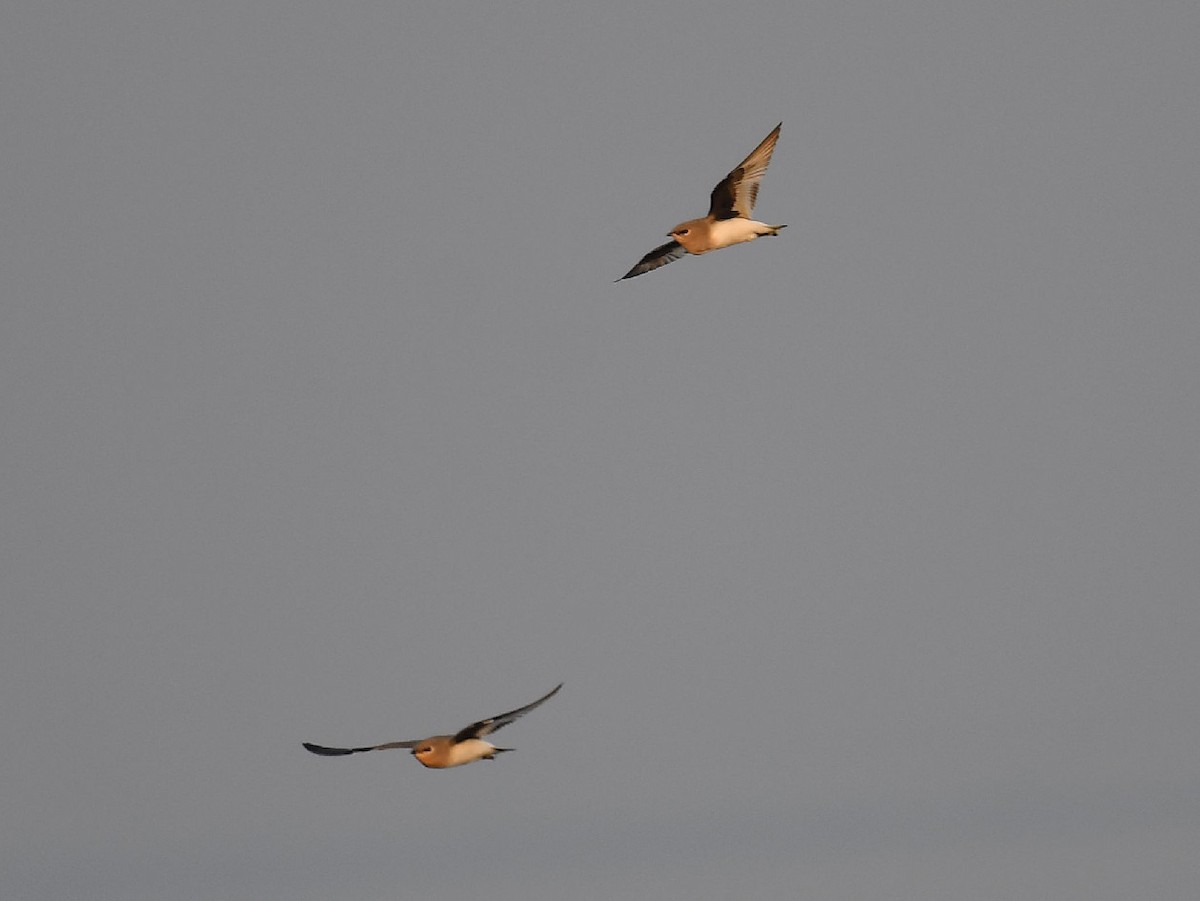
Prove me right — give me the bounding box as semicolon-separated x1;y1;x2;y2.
303;742;357;756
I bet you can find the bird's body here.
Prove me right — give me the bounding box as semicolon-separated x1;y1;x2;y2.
688;216;783;254
410;736;508;769
302;683;561;770
619;123;786;280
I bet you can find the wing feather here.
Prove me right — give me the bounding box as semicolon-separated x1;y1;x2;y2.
454;683;563;742
302;740;418;756
617;240;687;280
707;123;781;220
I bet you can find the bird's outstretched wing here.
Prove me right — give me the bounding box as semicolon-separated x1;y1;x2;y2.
707;123;782;221
302;739;418;756
454;683;563;742
618;240;686;280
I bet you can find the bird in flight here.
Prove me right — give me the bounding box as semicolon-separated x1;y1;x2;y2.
618;123;786;280
302;683;562;769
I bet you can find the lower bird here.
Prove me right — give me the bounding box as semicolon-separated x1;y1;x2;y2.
302;683;562;769
618;123;786;280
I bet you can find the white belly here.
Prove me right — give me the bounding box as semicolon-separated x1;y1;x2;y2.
707;218;772;250
445;739;497;767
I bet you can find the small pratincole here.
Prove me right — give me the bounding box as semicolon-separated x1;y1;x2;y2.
302;683;562;769
618;123;786;280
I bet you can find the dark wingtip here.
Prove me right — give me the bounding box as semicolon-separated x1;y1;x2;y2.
303;742;351;756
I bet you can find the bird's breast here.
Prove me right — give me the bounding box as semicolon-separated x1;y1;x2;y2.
707;218;771;250
433;739;497;768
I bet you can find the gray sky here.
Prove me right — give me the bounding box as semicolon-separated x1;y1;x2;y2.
2;1;1198;899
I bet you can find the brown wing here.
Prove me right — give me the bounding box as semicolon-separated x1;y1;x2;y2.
707;123;781;221
453;683;563;743
617;241;687;280
302;740;418;756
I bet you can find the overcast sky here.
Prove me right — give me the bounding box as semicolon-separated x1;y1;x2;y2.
2;2;1198;900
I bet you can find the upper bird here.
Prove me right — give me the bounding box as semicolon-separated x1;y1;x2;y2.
302;683;562;769
618;123;786;280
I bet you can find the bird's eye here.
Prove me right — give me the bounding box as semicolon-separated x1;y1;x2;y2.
678;228;690;235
